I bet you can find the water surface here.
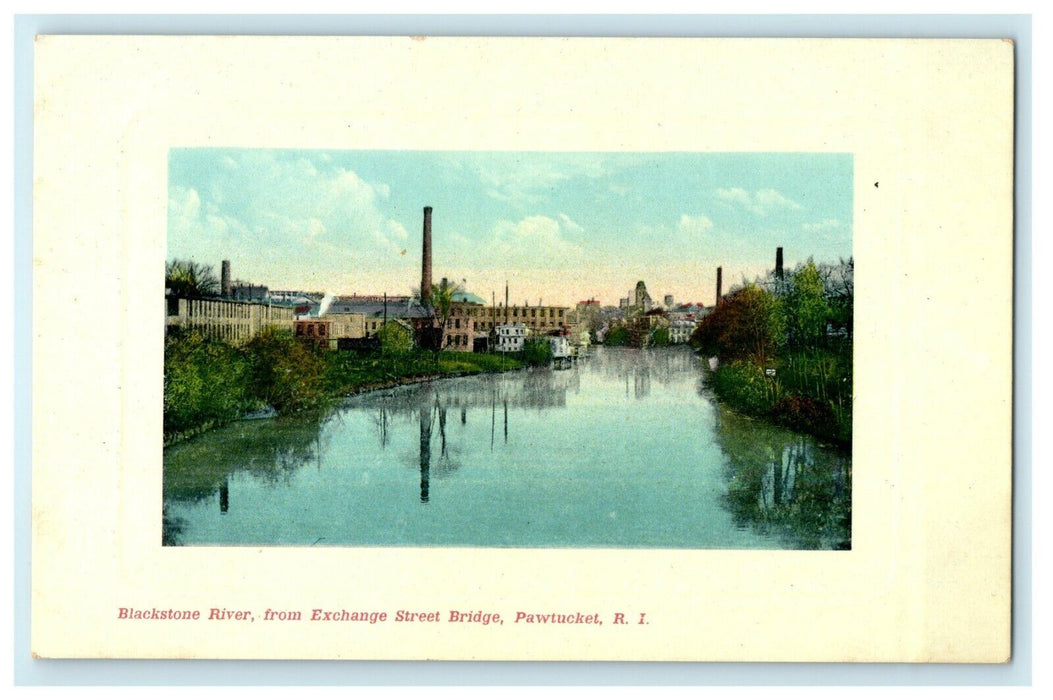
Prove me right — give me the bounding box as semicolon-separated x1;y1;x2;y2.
163;347;850;549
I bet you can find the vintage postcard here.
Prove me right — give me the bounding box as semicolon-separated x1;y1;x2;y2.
31;36;1013;661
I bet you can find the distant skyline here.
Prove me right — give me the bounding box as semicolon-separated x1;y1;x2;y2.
168;149;852;307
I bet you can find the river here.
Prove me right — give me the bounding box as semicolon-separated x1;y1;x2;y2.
163;346;851;549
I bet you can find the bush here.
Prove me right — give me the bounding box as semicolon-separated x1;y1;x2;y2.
604;325;629;346
244;328;328;413
522;337;553;366
708;360;778;415
164;329;252;437
377;321;414;355
771;396;836;436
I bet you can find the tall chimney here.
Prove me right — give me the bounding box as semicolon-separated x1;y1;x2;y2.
221;260;231;298
776;247;784;279
716;266;723;306
420;206;433;304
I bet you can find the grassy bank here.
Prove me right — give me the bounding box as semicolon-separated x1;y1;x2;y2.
323;349;523;397
164;328;525;445
706;347;852;446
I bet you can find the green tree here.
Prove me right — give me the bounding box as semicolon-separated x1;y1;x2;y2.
166;259;220;298
786;262;830;349
163;329;251;438
419;278;461;353
244;328;327;413
377;320;414;355
604;325;629;346
522;336;553;366
818;257;853;339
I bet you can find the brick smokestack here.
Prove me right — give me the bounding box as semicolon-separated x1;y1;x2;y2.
221;260;231;298
716;266;723;307
420;206;433;304
776;247;784;279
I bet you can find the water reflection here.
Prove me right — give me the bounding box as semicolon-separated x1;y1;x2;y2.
163;347;851;549
164;413;328;504
162;413;329;543
419;406;431;503
713;407;852;549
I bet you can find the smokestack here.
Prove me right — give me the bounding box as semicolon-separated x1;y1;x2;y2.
776;247;784;279
420;206;433;304
221;260;231;298
716;266;723;306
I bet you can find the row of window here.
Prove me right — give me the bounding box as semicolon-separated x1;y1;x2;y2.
453;306;566;319
452;319;565;331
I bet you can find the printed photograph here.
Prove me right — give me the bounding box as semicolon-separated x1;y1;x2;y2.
162;149;853;549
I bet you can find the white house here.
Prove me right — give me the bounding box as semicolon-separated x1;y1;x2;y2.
494;323;528;353
669;319;697;344
548;335;571;359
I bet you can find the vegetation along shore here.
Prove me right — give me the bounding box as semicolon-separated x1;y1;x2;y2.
687;258;853;447
164;326;534;446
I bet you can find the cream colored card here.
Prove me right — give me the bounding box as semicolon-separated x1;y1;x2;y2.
31;36;1013;661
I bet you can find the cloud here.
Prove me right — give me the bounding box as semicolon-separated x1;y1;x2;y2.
480;165;570;206
168;151;410;283
802;218;844;232
677;214;714;237
716;187;803;216
558;213;584;234
488;215;584;268
473;153;627;208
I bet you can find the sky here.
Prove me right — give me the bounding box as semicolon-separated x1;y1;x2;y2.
168;149;853;308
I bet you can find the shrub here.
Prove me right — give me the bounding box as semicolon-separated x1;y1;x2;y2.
377;321;414;355
244;328;328;413
163;329;251;437
604;325;630;346
771;396;836;436
522;337;553;366
708;361;775;415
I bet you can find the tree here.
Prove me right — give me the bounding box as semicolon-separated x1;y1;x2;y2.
419;278;461;353
690;284;785;362
377;320;413;355
522;337;553;366
166;259;220;298
785;262;830;349
818;257;853;339
604;325;630;346
244;328;327;413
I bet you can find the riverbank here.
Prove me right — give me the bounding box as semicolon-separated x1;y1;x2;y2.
703;348;852;448
324;350;524;402
164;328;525;446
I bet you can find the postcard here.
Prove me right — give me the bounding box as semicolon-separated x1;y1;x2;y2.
31;36;1013;661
